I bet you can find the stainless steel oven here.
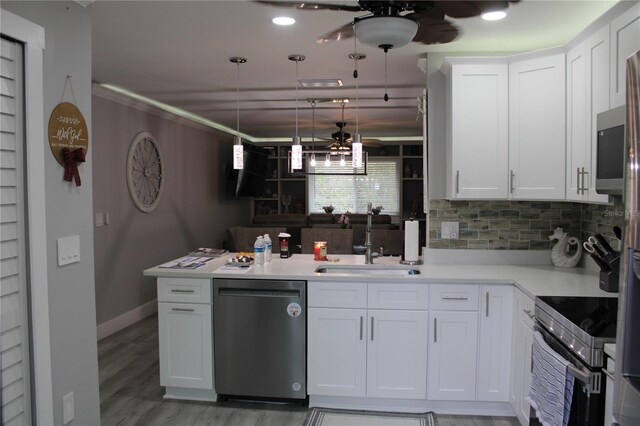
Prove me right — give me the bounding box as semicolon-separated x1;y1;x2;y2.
532;296;618;426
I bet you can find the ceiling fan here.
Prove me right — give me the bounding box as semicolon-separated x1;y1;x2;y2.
325;122;382;150
257;1;520;47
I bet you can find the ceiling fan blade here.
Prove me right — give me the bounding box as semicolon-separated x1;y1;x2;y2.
406;14;459;45
255;1;363;12
317;21;355;43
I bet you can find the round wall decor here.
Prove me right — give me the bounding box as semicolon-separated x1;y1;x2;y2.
126;131;164;213
48;102;89;166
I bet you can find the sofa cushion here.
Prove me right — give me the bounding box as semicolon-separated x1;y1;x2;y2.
252;214;308;227
226;226;287;253
308;213;335;225
301;228;354;255
334;213;392;225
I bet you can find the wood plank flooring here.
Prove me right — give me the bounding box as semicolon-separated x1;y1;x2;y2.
98;314;520;426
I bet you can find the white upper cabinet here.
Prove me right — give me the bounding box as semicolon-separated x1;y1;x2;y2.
610;2;640;108
446;61;509;199
566;42;589;201
509;53;566;200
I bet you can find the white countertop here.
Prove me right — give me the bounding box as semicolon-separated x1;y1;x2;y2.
605;343;617;359
144;254;616;300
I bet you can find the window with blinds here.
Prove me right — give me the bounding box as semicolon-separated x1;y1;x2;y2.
1;36;32;425
308;157;401;215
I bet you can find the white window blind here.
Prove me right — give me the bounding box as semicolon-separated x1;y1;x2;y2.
308;158;401;215
1;37;32;425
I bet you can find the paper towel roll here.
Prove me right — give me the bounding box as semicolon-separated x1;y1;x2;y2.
404;220;420;262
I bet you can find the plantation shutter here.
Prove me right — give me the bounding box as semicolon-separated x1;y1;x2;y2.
308;157;401;215
1;36;32;425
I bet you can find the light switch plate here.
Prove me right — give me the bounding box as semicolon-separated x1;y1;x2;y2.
63;392;74;424
57;235;80;266
441;221;459;240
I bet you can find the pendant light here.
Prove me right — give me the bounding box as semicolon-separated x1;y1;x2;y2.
309;100;317;167
289;54;305;171
348;50;366;168
230;56;247;169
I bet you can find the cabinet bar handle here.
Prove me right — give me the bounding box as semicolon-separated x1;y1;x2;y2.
523;309;535;320
486;292;490;317
171;308;195;312
442;296;468;300
510;170;515;194
360;316;363;341
370;316;374;341
434;318;437;342
576;167;581;195
582;167;588;194
456;170;460;194
171;289;195;293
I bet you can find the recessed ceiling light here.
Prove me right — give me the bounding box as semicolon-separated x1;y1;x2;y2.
272;16;295;26
482;11;507;21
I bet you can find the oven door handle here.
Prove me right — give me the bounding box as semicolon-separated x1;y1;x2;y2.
532;318;602;394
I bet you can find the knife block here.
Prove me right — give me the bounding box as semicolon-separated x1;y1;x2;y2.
599;255;620;292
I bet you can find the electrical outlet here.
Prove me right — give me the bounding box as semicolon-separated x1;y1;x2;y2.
441;221;459;240
63;392;74;424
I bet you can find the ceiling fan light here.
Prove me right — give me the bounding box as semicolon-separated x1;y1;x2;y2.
310;153;317;167
482;11;507;21
340;153;346;167
354;16;418;49
352;134;363;168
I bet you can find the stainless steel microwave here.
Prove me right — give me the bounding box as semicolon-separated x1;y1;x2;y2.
596;105;626;195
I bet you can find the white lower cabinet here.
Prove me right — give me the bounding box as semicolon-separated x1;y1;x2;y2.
477;285;514;402
510;288;535;425
427;310;478;401
366;310;428;399
307;281;428;400
157;277;215;398
307;307;367;397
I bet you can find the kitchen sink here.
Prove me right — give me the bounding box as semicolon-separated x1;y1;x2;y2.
314;265;421;276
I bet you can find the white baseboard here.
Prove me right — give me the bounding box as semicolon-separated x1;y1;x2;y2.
97;299;157;340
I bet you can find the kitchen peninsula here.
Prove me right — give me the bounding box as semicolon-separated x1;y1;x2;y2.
144;254;614;423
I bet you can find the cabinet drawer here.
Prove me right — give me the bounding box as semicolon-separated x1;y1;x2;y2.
308;281;367;308
429;284;479;311
158;277;212;304
368;283;428;310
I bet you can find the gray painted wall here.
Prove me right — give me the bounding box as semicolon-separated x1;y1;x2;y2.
92;95;250;325
2;1;100;424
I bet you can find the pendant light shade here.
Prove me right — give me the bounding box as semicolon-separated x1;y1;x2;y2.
289;54;305;171
349;52;366;168
230;56;247;170
352;134;363;168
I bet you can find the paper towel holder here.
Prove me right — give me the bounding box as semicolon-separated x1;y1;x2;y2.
400;259;423;265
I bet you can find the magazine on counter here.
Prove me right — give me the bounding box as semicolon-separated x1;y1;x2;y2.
158;256;215;269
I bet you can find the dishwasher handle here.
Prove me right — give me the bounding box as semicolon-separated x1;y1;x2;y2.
217;287;301;298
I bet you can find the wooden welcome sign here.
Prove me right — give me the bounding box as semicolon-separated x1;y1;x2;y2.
48;102;89;166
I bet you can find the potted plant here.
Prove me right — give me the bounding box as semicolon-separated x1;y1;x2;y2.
372;206;384;215
338;213;350;229
322;205;334;214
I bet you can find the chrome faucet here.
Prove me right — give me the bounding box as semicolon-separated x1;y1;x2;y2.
365;202;373;264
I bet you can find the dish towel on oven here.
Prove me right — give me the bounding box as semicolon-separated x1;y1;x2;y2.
527;331;575;426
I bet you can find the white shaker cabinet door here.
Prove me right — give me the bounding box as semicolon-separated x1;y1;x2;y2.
509;53;566;200
566;42;589;202
158;302;213;390
366;310;428;399
427;310;478;401
510;289;535;426
307;308;367;397
477;285;514;402
610;2;640;108
449;63;509;199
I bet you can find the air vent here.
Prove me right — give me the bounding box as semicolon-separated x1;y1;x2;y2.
298;79;343;88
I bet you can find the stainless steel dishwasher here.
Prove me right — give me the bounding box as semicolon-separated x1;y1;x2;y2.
213;278;306;400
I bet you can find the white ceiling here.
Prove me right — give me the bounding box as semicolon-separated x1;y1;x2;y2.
91;0;620;140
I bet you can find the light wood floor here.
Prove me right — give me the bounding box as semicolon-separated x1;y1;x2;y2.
98;314;520;426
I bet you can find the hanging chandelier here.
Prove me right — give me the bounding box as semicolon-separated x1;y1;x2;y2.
230;56;247;169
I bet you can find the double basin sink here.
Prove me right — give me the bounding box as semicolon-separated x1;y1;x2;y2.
315;264;421;276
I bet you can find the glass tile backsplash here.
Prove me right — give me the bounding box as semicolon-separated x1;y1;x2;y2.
428;199;623;250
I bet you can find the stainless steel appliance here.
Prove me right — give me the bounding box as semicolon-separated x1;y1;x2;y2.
596;105;626;195
614;49;640;426
213;279;306;400
532;296;618;425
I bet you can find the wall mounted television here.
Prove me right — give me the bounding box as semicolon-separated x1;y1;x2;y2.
224;144;268;198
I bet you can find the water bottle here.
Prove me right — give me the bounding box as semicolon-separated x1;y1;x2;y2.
263;234;272;263
254;236;265;266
